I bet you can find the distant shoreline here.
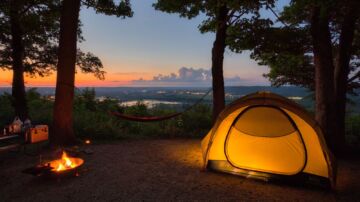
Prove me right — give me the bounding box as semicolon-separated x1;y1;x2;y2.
0;86;310;99
2;86;359;112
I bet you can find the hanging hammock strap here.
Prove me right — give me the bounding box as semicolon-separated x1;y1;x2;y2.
110;88;212;122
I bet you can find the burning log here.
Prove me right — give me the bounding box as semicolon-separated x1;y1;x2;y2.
23;151;84;177
49;151;83;172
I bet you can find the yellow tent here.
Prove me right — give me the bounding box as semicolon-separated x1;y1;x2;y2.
201;92;336;187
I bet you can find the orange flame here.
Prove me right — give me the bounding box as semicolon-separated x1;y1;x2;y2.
49;151;82;172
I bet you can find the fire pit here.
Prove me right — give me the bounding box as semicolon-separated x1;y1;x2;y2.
23;151;84;177
48;151;84;172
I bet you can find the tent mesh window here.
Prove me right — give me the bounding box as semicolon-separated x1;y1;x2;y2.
233;106;297;137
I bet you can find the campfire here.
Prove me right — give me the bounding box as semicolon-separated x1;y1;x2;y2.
23;151;84;177
48;151;84;172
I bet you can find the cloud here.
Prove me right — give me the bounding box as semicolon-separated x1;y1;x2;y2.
153;67;211;82
131;67;242;86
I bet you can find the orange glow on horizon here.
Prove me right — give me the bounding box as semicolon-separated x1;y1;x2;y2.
0;70;152;87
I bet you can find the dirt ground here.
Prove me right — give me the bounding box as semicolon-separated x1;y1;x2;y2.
0;139;359;201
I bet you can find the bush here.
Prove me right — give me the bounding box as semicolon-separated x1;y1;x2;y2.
0;92;14;127
73;88;125;139
345;115;360;147
114;101;212;138
3;88;357;147
0;88;53;127
27;88;53;125
70;88;212;140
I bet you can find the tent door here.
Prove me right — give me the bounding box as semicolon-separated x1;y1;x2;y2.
224;106;307;175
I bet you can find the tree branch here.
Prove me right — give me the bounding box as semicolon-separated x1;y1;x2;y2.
81;0;91;8
228;11;245;25
19;0;37;16
348;70;360;83
227;9;236;20
266;4;290;27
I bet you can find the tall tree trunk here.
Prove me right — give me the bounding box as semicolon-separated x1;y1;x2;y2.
334;4;359;154
211;4;228;122
310;6;337;152
10;0;28;120
52;0;81;146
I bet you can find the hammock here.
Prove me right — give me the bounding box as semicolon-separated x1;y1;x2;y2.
110;88;212;122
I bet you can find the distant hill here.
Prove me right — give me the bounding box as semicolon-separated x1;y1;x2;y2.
0;86;359;113
0;85;311;103
0;86;310;97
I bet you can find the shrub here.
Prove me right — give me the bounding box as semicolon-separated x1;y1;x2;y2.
0;92;14;127
345;115;360;147
0;88;356;146
27;88;53;125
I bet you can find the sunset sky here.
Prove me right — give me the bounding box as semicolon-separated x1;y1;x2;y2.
0;0;288;87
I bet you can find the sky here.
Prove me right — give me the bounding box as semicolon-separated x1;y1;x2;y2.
0;0;288;87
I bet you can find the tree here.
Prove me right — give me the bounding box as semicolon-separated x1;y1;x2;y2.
310;2;338;152
52;0;82;145
229;0;360;153
0;0;58;120
154;0;274;122
0;0;106;121
52;0;133;146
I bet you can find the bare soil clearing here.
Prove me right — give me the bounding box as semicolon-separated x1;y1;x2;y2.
0;139;359;201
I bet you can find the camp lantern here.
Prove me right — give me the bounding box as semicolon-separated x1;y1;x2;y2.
201;92;336;187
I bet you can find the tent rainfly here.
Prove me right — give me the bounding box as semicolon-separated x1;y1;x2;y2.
201;92;336;188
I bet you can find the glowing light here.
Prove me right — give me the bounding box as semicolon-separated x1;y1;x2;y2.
48;151;83;172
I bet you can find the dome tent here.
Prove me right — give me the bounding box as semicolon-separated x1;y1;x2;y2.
201;92;336;187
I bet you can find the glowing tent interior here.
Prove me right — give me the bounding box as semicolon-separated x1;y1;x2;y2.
201;92;336;187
